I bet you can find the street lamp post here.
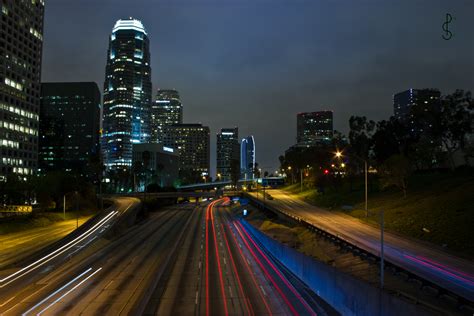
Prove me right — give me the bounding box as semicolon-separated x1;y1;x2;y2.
75;191;79;229
380;209;385;289
336;151;368;217
300;169;303;193
364;160;368;216
287;166;293;184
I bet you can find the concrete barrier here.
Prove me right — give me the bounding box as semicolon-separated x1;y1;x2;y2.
241;220;432;316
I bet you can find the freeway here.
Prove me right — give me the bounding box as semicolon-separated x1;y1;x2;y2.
0;202;193;315
149;198;335;315
0;197;338;315
0;197;140;313
252;189;474;302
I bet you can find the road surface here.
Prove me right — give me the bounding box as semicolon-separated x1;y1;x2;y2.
1;197;337;315
0;202;193;315
252;189;474;302
149;198;335;315
0;197;140;313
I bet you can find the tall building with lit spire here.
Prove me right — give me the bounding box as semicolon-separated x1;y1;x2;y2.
102;18;152;170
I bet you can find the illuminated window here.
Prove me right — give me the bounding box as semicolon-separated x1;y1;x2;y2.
30;27;43;40
4;78;23;91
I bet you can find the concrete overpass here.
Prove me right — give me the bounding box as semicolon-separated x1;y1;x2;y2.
103;191;217;199
178;177;285;191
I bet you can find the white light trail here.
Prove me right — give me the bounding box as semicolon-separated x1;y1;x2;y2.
36;267;103;315
0;211;117;287
21;268;93;316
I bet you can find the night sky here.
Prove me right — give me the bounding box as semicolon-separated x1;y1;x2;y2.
41;0;474;175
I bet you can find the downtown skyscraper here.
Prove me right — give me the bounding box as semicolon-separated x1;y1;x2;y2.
216;128;239;181
163;124;210;184
296;111;333;146
39;82;101;178
0;1;44;177
240;136;255;180
102;18;152;170
393;88;441;137
150;89;183;143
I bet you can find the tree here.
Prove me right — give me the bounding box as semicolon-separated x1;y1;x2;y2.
348;116;375;161
230;158;240;187
253;163;261;179
379;154;411;197
438;90;474;170
371;119;401;164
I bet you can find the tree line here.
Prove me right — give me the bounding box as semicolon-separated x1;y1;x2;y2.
280;89;473;196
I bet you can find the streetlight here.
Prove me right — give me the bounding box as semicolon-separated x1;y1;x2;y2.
75;191;79;229
287;166;294;184
335;150;368;217
300;168;304;193
202;176;207;183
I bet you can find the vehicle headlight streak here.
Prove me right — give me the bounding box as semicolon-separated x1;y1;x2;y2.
22;267;103;316
0;211;117;288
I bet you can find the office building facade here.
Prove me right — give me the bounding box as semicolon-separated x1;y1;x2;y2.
216;128;239;181
240;136;255;180
150;89;182;143
39;82;100;177
297;111;333;146
132;143;179;189
102;18;152;170
393;88;441;134
163;124;210;183
0;0;44;176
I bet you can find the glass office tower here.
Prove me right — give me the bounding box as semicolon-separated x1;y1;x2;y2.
216;128;239;181
151;89;183;143
102;18;152;170
240;136;255;180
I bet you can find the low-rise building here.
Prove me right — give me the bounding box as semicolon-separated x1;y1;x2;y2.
132;143;179;189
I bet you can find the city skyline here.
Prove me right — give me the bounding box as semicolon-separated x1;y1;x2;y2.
1;2;473;315
41;0;474;173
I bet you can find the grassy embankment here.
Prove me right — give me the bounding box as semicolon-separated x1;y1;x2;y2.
232;205;333;262
282;172;474;258
0;210;94;235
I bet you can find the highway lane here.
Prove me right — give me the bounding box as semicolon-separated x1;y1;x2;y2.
0;204;194;315
253;189;474;302
151;198;334;316
0;197;140;311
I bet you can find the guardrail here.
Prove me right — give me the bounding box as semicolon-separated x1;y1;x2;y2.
240;219;431;316
243;192;473;311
